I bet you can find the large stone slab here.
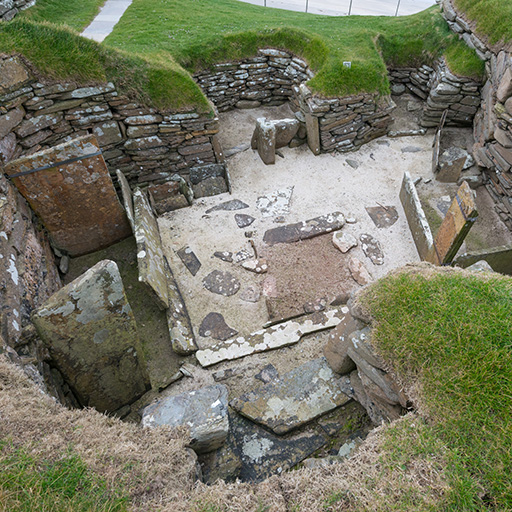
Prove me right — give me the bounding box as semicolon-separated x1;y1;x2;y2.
251;117;276;165
202;412;326;483
196;308;346;367
142;384;229;454
4;135;131;256
365;206;398;228
263;212;345;245
133;188;169;309
116;169;134;232
399;171;435;261
230;358;350;434
32;260;149;413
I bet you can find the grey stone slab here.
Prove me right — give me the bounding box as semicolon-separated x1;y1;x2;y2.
116;170;134;232
213;251;233;263
365;206;398;228
199;312;238;341
202;412;326;483
256;187;293;218
235;214;255;228
263;212;345;246
193;177;228;198
196;308;345;367
133;188;169;309
231;358;350;434
177;246;201;276
206;199;249;214
359;234;384;265
142;384;229;454
203;270;240;296
453;244;512;275
32;260;149;413
346;159;360;169
190;163;225;185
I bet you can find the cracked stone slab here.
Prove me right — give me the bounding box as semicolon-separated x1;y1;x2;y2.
263;212;345;245
142;384;229;454
235;213;255;228
199;312;238;341
365;206;398;228
230;358;350;434
206;199;249;214
202;412;326;484
203;270;240;296
359;233;384;265
196;308;347;367
177;246;201;276
256;187;293;218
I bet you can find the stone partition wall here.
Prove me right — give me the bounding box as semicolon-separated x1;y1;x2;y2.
0;0;34;22
0;55;222;192
440;0;512;231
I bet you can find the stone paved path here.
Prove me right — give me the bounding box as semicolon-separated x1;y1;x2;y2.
81;0;132;42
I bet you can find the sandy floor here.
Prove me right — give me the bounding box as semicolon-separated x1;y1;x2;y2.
158;104;437;345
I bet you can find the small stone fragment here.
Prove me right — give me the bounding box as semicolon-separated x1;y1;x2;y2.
346;159;359;169
255;364;279;383
242;259;268;274
332;231;358;253
235;214;255;228
304;297;327;313
359;234;384;265
177;246;201;276
199;312;238;341
214;251;233;263
240;286;261;303
203;270;240;296
206;199;249;214
348;257;373;285
232;248;253;263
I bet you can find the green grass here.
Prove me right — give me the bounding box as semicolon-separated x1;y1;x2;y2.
454;0;512;45
361;269;512;509
0;442;128;512
17;0;105;32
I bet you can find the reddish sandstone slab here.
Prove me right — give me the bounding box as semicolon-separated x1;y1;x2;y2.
4;135;131;256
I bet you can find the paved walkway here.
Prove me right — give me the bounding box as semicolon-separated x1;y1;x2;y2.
81;0;132;42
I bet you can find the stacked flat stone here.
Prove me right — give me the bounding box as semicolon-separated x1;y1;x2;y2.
194;49;313;112
389;65;433;99
0;0;35;22
0;56;222;190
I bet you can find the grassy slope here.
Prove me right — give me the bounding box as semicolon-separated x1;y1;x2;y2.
361;266;512;510
17;0;105;32
454;0;512;45
104;0;484;97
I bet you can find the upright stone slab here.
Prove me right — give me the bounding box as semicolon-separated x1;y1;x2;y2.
133;188;169;309
399;172;436;261
230;358;350;434
305;113;321;155
251;118;276;165
430;181;478;265
4;135;131;256
142;384;229;453
32;260;149;413
116;170;135;232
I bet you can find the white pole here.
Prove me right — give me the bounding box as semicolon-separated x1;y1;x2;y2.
395;0;401;16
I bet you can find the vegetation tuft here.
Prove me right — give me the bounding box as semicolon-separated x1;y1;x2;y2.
361;267;512;510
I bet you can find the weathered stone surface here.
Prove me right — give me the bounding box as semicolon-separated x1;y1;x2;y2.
214;251;233;262
399;172;435;261
263;212;345;245
323;310;362;374
142;384;229;453
15;113;63;138
465;260;494;272
231;358;350;434
252;117;276;165
453;244;512;275
133;188;169;309
166;262;197;355
234;213;255;228
0;57;31;95
199;312;238;341
494;127;512;148
304;297;327;313
193;176;228;198
177;246;201;276
190;163;225;185
206;199;249;214
0;132;17;164
256;187;293;218
4;135;131;256
32;260;149;412
305;113;320;155
242;259;268;274
92;121;123;146
196;308;345;367
497;68;512;103
365;206;399;228
348;257;373;286
0;106;24;140
255;363;279;383
346;159;360;169
401;145;422;153
273;118;300;148
203;270;240;296
359;234;384;265
332;231;357;253
116;170;134;232
202;411;326;484
239;285;261;303
437;147;468;183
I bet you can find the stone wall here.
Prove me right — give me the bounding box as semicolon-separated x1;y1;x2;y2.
0;55;222;193
440;0;512;231
0;0;34;22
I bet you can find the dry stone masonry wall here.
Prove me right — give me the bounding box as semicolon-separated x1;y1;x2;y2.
440;0;512;231
0;55;224;196
0;0;34;22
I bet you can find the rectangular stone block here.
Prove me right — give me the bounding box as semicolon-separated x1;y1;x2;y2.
4;135;131;256
32;260;149;412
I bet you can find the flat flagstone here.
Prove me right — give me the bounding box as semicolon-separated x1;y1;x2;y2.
195;307;347;367
205;199;249;214
263;212;345;245
199;312;238;341
359;233;384;265
230;358;350;434
177;246;201;276
235;213;256;228
203;270;240;296
365;206;399;228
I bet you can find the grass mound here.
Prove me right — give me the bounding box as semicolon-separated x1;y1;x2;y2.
360;264;512;510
